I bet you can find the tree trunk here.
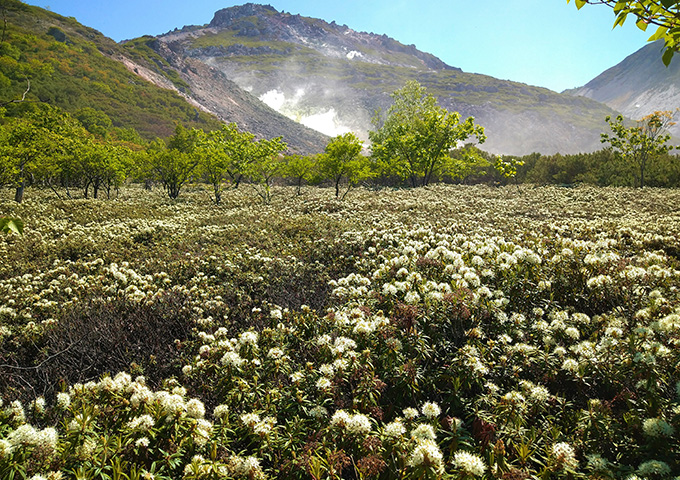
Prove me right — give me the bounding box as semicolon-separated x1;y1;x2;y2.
335;176;342;198
14;183;25;203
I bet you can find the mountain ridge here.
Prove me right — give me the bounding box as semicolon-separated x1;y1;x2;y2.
143;3;619;155
568;40;680;137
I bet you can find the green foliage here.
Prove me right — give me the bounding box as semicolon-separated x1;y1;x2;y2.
370;80;486;187
319;132;372;199
601;110;677;187
282;154;318;195
493;155;525;180
0;216;22;234
0;103;86;202
146;125;204;199
245;135;288;204
74;106;113;138
568;0;680;65
207;123;257;189
0;1;221;140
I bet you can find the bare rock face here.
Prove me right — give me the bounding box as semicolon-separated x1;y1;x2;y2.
568;40;680;138
138;3;619;155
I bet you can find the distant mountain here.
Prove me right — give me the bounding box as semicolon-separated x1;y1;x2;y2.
142;3;620;155
2;1;622;155
0;0;327;152
0;0;221;139
568;40;680;137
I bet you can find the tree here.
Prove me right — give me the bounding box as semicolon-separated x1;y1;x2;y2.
493;155;525;185
601;110;677;187
567;0;680;65
0;104;84;202
245;136;287;204
198;124;256;204
146;125;203;199
370;80;486;187
319;132;372;199
282;154;318;195
74;139;131;199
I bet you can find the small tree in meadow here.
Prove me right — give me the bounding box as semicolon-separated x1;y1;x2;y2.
318;132;373;199
601;110;677;188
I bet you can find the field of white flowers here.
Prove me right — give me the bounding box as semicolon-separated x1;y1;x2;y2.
0;184;679;480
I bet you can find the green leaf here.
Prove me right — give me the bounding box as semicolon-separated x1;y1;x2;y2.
614;12;629;28
660;0;676;9
648;26;669;42
662;46;675;66
636;18;649;32
0;217;24;235
575;0;587;8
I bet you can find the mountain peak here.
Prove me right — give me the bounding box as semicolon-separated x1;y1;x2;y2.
209;3;277;29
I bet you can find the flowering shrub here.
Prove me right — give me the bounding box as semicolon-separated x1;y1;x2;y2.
1;184;679;479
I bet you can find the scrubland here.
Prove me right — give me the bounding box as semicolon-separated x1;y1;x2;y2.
1;184;679;479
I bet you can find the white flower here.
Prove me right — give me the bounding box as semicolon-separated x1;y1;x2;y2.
421;402;441;419
384;419;406;438
127;414;155;433
330;410;351;427
221;351;244;368
240;413;261;427
561;358;579;374
56;392;71;410
642;418;675;437
410;423;436;441
404;291;421;304
453;450;487;477
186;399;205;419
135;437;150;448
213;404;229;421
551;442;578;470
267;347;284;359
408;439;443;469
316;377;332;390
403;407;419;420
346;414;372;434
239;331;258;346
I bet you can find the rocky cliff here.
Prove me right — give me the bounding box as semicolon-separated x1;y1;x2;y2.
137;3;618;155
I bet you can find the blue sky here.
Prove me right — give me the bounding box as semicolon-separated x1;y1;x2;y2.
24;0;654;92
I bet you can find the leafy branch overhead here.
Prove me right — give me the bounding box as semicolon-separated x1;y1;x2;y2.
568;0;680;65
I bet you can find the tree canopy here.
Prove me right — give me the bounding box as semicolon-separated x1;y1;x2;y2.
568;0;680;65
370;80;486;187
601;110;677;187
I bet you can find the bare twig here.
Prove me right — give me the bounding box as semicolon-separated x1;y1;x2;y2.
0;78;31;107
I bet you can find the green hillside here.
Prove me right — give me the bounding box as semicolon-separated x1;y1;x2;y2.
0;0;222;140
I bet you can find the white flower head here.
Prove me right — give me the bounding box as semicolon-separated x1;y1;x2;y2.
421;401;441;419
453;450;487;477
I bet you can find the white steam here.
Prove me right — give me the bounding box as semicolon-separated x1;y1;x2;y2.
258;88;353;137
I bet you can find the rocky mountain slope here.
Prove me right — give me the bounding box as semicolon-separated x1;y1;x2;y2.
142;3;619;155
0;0;327;152
568;40;680;137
